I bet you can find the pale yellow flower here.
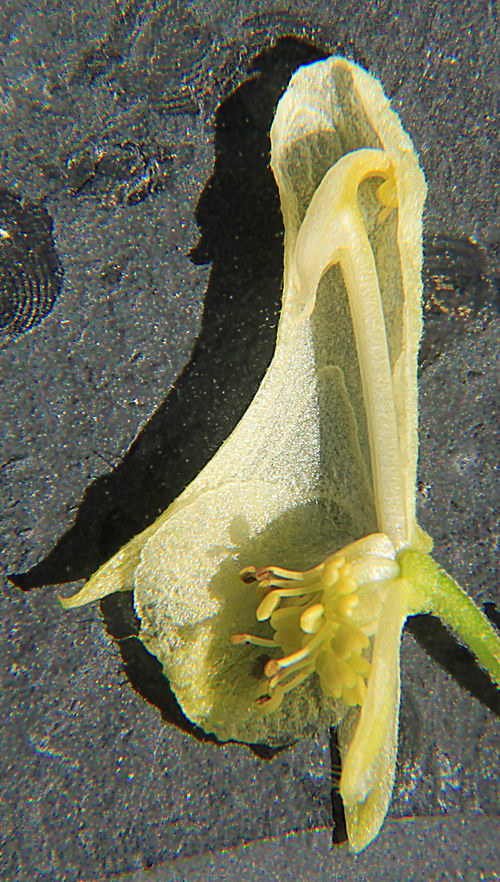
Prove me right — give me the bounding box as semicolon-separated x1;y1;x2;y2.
61;57;500;853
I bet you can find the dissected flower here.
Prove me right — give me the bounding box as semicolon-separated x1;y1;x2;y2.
60;56;500;853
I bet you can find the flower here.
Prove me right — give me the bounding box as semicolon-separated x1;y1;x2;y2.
60;57;500;852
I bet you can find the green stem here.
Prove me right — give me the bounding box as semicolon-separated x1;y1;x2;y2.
399;550;500;687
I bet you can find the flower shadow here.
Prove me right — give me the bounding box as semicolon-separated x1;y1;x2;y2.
13;36;326;590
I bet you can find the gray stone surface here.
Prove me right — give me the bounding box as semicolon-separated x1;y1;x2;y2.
1;2;498;881
118;816;500;881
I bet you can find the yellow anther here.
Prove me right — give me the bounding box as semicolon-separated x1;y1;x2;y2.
332;624;370;660
336;594;359;617
256;591;281;621
350;654;371;677
230;633;247;645
339;659;357;690
270;606;301;626
337;576;358;595
300;603;324;633
342;673;367;706
264;658;279;678
339;562;352;580
239;566;259;584
321;555;342;588
318;659;344;698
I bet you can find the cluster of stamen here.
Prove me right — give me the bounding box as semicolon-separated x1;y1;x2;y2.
231;553;372;713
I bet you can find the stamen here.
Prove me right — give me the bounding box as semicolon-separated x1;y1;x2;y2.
256;592;282;621
300;602;325;633
335;594;359;617
267;647;314;681
231;633;277;648
339;562;352;580
342;673;367;706
239;566;259;584
240;562;326;586
318;659;344;698
268;672;281;690
275;624;330;670
256;583;322;621
321;555;343;588
336;576;358;596
339;659;357;690
280;667;315;695
270;606;304;626
265;577;319;589
267;584;322;600
232;534;397;713
349;654;371;678
264;658;279;678
258;666;315;710
332;624;370;660
259;565;310;581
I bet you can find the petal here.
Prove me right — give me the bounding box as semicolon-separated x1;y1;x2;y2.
134;480;348;744
59;521;160;608
338;578;410;851
271;56;428;550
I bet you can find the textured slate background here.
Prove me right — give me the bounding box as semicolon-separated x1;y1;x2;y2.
1;2;498;880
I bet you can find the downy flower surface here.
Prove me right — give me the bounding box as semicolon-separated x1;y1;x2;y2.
61;57;500;852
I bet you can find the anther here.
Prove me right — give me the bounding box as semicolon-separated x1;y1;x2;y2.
336;595;359;617
321;556;342;588
256;591;281;621
233;536;394;712
264;658;279;678
300;603;324;633
239;566;258;584
337;576;358;595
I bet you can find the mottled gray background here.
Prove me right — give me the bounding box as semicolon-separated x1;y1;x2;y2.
1;2;498;881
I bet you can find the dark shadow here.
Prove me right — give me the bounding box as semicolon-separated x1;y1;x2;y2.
405;613;500;716
484;602;500;631
329;727;347;845
12;37;326;590
101;589;286;758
